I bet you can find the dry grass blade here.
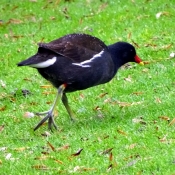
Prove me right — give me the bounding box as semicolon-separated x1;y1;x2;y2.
169;118;175;126
0;125;5;132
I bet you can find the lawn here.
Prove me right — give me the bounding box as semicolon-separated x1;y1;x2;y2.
0;0;175;174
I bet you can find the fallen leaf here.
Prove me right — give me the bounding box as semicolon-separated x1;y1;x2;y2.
0;106;6;111
81;167;96;171
32;165;48;170
0;147;7;151
142;68;150;72
170;52;175;58
128;143;137;149
40;85;52;88
69;166;96;173
30;102;38;106
107;164;113;171
117;101;142;107
131;40;140;48
121;63;133;69
159;116;170;121
41;151;50;155
159;135;167;142
71;148;83;156
69;166;81;173
35;155;50;160
12;35;24;39
101;148;113;155
107;161;117;172
62;7;69;19
128;32;131;39
4;34;8;38
24;112;35;118
132;92;143;95
109;152;113;161
132;118;146;125
50;16;56;20
142;61;152;65
7;18;23;24
41;131;51;137
155;98;162;103
103;135;109;139
11;5;18;11
54;159;63;164
117;102;131;107
124;75;132;82
47;141;55;151
99;92;108;98
156;12;162;18
14;147;28;152
5;153;13;160
79;93;85;99
98;2;108;13
104;98;111;103
94;106;101;111
56;144;70;151
145;43;157;48
156;11;169;19
0;80;6;88
161;44;172;50
126;159;139;167
97;137;102;142
0;159;2;164
23;78;33;81
117;129;127;136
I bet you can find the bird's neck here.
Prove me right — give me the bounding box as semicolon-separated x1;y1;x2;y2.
107;44;124;73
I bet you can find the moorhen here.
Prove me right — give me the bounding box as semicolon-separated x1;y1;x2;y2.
17;33;143;131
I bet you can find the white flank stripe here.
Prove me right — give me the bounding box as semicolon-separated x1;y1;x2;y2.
72;63;91;68
30;57;57;68
72;50;104;68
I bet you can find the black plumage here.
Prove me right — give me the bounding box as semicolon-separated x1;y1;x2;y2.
17;33;143;131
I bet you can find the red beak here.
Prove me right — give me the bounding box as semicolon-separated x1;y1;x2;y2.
134;55;143;65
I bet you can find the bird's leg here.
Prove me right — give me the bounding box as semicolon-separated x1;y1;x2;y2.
34;84;66;131
62;93;76;121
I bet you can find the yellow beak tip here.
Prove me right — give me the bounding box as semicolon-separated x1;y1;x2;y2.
139;62;144;66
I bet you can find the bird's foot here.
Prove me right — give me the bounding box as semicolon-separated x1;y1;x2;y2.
70;115;77;122
34;110;58;131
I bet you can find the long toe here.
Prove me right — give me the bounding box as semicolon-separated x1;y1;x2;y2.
48;116;58;131
70;115;77;122
35;111;50;116
34;113;50;131
34;111;57;131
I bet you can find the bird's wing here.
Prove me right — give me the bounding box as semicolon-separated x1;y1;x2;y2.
38;33;108;63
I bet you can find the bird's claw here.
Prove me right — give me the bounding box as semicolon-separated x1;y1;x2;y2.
34;111;58;131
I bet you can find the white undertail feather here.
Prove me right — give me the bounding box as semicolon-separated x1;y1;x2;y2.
29;57;57;68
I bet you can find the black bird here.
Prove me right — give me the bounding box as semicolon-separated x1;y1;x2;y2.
17;33;143;131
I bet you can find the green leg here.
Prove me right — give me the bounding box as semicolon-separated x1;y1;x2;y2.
62;93;76;121
34;84;66;131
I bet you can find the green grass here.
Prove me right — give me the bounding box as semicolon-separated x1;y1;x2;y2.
0;0;175;174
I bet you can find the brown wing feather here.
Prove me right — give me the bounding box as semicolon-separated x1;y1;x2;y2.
38;33;107;62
